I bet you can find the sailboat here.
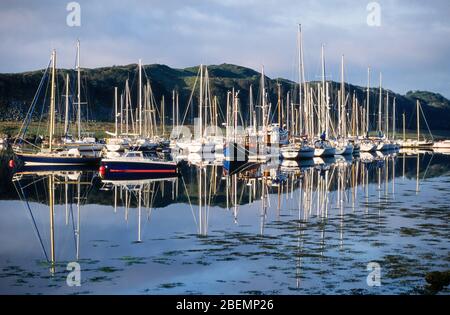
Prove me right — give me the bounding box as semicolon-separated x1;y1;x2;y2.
130;59;159;151
177;65;215;154
373;73;392;151
314;44;335;157
332;55;353;156
61;41;104;154
280;25;314;160
399;100;433;148
13;49;101;166
360;67;377;152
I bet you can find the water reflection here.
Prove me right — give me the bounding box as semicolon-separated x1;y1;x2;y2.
2;150;449;294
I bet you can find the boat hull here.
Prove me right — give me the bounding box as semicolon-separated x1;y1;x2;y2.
16;153;101;166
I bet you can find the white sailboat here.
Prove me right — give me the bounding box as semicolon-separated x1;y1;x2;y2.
333;55;353;156
360;67;377;152
178;64;215;154
314;44;335;157
281;25;314;160
399;100;433;148
61;41;104;154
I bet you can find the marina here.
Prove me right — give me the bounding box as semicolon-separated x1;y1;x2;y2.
0;1;449;298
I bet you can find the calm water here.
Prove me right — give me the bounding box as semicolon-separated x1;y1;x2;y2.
0;150;449;295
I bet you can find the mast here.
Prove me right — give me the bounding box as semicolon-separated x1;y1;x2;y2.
64;73;69;137
321;44;326;136
77;40;81;140
402;112;406;142
161;95;165;136
138;59;142;136
176;91;179;131
386;91;389;138
49;50;56;151
340;54;345;137
114;87;118;136
393;97;396;140
416;100;420;142
172;90;175;132
277;83;281;127
120;92;123;135
125;79;129;135
366;67;370;135
199;64;203;139
249;84;254;129
298;24;304;134
214;95;218;133
226;91;230;141
378;72;382;134
286;91;290;134
261;66;266;131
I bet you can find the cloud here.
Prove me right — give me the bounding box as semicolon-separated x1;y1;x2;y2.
0;0;449;97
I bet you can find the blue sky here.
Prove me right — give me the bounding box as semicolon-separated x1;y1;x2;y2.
1;0;449;97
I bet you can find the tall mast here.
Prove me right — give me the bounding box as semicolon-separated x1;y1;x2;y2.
261;66;266;131
386;91;389;138
138;59;142;136
321;44;326;136
49;50;56;151
298;24;304;134
340;54;345;137
76;40;81;140
199;64;203;139
125;79;129;135
378;72;382;134
366;67;370;135
114;87;118;136
64;73;69;136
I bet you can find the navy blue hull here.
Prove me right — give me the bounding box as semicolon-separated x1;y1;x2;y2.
16;153;101;166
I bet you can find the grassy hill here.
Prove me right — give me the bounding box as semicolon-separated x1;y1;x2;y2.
0;63;449;136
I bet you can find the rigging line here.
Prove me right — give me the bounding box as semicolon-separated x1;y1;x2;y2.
13;180;50;262
418;103;434;141
35;73;51;144
180;67;201;128
142;67;162;120
15;59;51;145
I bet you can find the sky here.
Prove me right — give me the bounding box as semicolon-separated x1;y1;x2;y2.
0;0;449;97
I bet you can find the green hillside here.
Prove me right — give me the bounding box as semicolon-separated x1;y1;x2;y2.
0;63;449;134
